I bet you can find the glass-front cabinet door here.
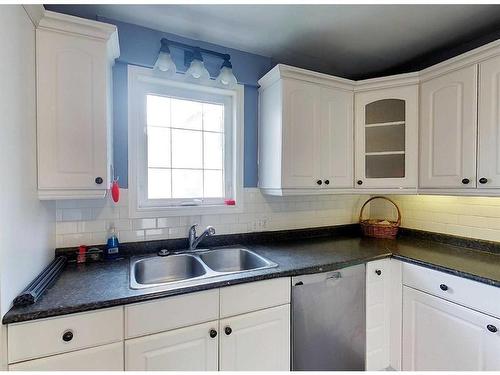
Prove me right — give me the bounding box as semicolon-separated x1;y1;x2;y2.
355;85;418;189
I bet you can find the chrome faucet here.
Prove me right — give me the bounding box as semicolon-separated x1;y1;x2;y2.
188;224;216;251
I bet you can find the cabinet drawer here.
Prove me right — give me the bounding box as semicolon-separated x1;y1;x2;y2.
403;262;500;318
8;307;123;363
220;277;290;318
125;289;219;338
9;342;124;371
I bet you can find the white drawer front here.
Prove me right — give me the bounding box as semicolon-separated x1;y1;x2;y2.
125;289;219;338
9;342;124;371
403;262;500;318
220;277;290;318
8;307;124;363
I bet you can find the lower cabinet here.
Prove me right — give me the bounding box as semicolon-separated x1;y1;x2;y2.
402;286;500;371
219;304;290;371
125;321;218;371
9;342;124;371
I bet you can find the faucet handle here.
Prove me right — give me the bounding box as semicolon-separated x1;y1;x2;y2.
206;226;216;235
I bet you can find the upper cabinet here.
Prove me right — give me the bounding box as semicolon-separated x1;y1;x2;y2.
478;55;500;189
258;65;354;195
419;65;478;189
36;11;119;199
354;84;418;189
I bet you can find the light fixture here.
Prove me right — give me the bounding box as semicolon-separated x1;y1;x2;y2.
154;39;176;75
216;59;237;88
185;48;210;82
154;38;237;87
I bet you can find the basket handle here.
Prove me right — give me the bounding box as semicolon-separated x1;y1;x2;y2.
359;196;401;226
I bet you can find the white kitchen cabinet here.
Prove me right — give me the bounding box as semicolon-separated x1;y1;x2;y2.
354;84;418;189
36;11;119;199
478;54;500;189
219;304;290;371
402;286;500;371
258;64;354;195
365;259;402;371
9;342;124;371
419;65;478;189
125;321;219;371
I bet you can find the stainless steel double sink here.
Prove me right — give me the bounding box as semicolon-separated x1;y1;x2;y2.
130;247;278;290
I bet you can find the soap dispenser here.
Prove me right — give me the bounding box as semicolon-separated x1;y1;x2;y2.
105;226;120;260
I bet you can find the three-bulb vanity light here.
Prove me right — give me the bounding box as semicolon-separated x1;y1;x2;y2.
154;38;237;88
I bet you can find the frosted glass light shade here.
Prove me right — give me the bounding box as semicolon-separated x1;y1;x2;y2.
186;59;210;81
155;51;176;74
216;66;237;88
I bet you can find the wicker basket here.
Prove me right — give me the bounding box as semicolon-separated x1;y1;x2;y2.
359;196;401;239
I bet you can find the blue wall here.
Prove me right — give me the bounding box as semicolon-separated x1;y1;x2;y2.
99;17;273;188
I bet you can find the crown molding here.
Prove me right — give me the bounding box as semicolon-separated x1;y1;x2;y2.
23;5;45;27
258;64;355;91
419;38;500;82
354;71;420;91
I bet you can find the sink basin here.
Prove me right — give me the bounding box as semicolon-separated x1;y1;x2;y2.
130;247;277;290
131;254;207;289
199;248;277;273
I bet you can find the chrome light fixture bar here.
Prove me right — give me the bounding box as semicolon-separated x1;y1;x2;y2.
154;38;238;88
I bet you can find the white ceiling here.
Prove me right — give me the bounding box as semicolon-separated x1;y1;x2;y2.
46;4;500;79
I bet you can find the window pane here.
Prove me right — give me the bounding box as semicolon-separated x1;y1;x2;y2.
171;129;202;168
148;127;171;168
204;170;224;198
365;124;405;153
204;132;223;170
171;98;202;130
148;168;171;199
147;95;170;127
366;154;405;178
172;169;203;198
203;103;224;132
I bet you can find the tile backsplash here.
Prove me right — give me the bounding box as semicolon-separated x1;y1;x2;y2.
370;195;500;242
55;189;370;248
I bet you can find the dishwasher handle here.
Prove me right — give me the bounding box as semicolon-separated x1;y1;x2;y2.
293;270;342;286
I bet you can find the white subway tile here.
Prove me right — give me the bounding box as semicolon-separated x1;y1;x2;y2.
133;218;157;230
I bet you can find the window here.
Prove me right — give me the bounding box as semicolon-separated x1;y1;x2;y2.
128;66;243;217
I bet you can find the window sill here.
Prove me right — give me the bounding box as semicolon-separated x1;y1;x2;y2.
129;202;244;218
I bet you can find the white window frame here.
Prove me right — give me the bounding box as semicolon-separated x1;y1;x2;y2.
128;65;244;218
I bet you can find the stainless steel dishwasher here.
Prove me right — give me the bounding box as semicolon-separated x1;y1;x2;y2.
292;263;365;371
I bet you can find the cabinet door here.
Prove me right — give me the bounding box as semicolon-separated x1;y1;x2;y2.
478;55;500;188
37;29;109;191
9;342;123;371
420;65;478;189
281;79;321;189
125;321;218;371
320;87;354;188
355;85;418;188
402;286;500;371
219;304;290;371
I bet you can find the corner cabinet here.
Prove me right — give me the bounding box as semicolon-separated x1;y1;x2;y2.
258;65;354;195
419;65;478;189
36;11;119;200
354;84;418;190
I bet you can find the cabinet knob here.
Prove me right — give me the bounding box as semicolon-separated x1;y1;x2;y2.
461;178;470;185
375;269;382;276
439;284;448;291
324;180;330;185
357;180;363;185
316;180;322;186
487;324;498;333
209;329;217;338
95;177;103;185
62;330;73;342
224;326;232;335
479;177;488;184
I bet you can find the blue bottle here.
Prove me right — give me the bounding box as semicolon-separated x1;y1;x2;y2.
105;227;120;260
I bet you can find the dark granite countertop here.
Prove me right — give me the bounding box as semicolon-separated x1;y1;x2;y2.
4;230;500;324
